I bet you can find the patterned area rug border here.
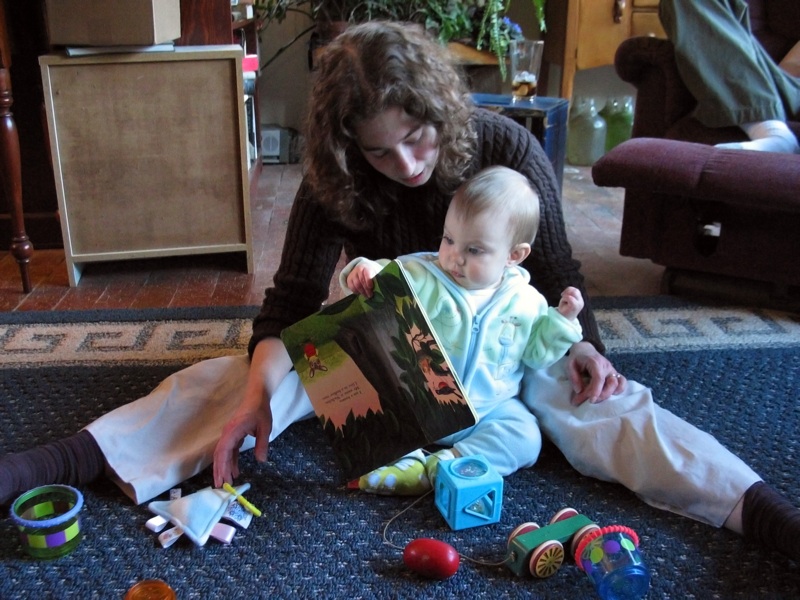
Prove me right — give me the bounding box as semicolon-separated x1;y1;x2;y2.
1;306;259;367
595;304;800;354
2;298;798;366
0;305;260;325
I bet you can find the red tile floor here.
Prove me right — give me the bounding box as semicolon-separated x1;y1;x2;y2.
0;164;663;312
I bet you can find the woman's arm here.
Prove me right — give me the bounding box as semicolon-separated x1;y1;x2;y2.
213;337;293;486
216;180;346;484
249;181;347;356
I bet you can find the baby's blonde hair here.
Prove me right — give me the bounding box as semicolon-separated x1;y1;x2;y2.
451;166;540;245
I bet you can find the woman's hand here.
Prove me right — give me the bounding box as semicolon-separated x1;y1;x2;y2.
566;341;627;406
212;338;291;487
213;396;272;487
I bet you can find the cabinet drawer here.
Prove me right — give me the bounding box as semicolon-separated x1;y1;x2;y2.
633;0;660;7
631;12;666;38
576;0;631;70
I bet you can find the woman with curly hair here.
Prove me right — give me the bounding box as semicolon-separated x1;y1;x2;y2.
3;21;800;564
302;20;476;225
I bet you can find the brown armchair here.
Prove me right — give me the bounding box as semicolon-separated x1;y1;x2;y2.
591;0;800;310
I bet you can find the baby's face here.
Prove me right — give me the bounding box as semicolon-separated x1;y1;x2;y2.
437;202;515;291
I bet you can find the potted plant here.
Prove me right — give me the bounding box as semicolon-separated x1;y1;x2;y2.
255;1;547;76
254;1;387;68
473;0;547;78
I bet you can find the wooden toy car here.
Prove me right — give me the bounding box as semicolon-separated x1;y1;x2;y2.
505;508;601;578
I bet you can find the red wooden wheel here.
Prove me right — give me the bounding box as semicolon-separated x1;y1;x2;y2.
570;523;601;558
529;540;564;578
507;522;540;549
549;507;579;524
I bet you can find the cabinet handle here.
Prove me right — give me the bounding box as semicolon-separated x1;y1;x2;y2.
614;0;626;23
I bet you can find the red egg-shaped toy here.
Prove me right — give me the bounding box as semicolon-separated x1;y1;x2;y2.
403;538;460;579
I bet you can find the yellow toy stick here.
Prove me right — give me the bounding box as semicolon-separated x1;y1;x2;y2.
222;483;262;517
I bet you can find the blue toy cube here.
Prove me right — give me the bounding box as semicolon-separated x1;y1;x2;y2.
434;455;503;530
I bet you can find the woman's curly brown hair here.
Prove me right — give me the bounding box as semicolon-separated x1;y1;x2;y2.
303;21;477;230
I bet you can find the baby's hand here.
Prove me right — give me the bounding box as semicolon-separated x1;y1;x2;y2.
346;261;381;298
557;286;584;321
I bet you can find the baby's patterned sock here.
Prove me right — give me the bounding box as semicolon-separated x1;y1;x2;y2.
358;450;430;496
358;448;460;496
424;449;456;483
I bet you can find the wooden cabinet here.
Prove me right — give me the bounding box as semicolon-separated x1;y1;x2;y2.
543;0;665;99
40;47;253;285
0;0;262;255
31;0;260;285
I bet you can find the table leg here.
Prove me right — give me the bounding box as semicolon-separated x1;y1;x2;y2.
0;67;33;293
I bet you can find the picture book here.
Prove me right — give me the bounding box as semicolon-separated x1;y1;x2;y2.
280;260;477;480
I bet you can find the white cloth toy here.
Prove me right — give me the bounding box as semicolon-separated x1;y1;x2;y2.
148;483;252;546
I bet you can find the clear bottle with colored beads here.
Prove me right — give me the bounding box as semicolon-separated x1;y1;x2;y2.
567;97;607;166
600;96;634;152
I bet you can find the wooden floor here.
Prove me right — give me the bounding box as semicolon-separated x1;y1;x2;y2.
0;164;664;312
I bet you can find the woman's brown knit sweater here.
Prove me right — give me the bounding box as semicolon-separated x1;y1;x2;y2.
249;108;603;355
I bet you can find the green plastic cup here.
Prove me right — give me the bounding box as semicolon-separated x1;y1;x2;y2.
10;485;84;559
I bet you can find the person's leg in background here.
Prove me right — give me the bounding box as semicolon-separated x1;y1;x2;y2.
660;0;800;153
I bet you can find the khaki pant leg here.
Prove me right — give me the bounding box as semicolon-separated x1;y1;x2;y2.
523;358;760;527
87;355;313;504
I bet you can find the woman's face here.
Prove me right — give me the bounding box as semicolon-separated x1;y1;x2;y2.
353;106;440;187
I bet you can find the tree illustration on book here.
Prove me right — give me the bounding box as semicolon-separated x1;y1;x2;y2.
281;261;477;480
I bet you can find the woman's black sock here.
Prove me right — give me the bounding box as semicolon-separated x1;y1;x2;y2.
0;430;105;506
742;481;800;562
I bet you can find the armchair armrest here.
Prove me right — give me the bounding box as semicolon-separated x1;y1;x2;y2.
614;37;696;139
592;138;800;210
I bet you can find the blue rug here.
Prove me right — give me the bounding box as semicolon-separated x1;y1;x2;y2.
1;299;799;598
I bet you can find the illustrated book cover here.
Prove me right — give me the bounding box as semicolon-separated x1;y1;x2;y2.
280;260;477;480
